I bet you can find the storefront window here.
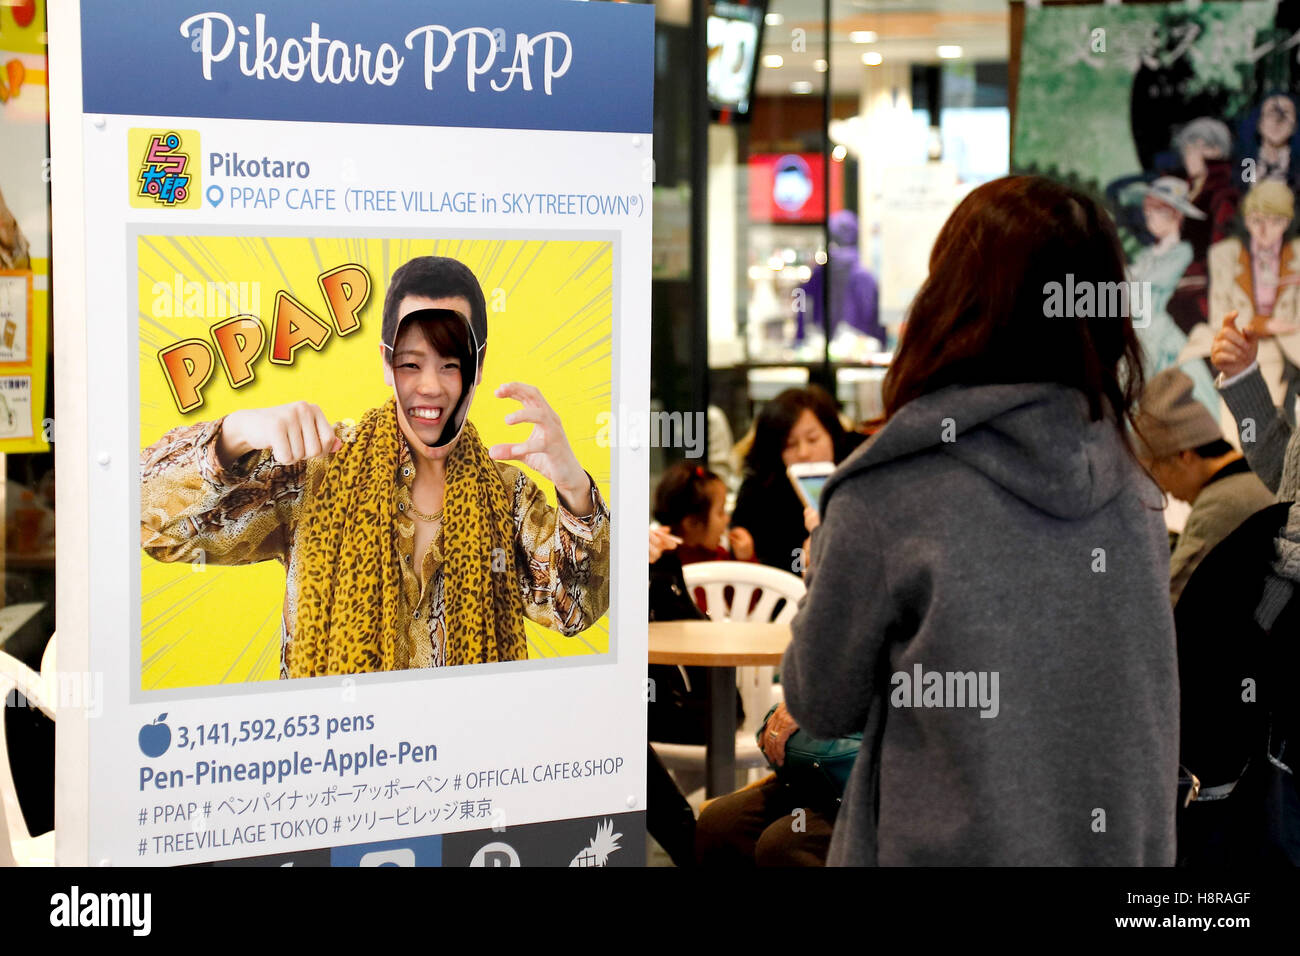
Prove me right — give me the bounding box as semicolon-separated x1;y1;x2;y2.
698;0;1010;469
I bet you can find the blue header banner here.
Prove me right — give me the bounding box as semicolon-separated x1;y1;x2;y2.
80;0;653;134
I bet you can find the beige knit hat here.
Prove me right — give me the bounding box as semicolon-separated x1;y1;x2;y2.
1134;368;1223;460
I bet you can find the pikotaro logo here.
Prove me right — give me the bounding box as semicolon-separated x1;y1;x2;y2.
129;129;201;210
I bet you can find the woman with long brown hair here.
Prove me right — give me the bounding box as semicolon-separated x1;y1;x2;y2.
780;176;1178;865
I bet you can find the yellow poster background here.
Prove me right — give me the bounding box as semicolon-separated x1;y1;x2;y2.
139;236;613;689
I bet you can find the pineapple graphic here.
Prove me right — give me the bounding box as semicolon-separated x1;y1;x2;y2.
569;819;622;867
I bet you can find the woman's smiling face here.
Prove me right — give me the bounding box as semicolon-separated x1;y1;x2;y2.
384;295;470;458
781;408;835;466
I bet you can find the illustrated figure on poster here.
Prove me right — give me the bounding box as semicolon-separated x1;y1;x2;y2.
140;256;611;678
0;185;30;270
1124;176;1221;419
1191;180;1300;424
1173;118;1240;260
1107;118;1239;334
796;210;884;358
1240;93;1300;189
1168;118;1241;334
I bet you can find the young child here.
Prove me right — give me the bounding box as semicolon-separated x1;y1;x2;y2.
652;463;754;564
647;463;749;751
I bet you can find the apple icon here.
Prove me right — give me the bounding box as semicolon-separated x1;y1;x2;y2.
138;714;171;758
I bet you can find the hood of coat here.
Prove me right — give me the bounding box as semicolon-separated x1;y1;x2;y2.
825;383;1143;521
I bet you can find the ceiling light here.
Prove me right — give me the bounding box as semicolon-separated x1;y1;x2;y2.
765;13;784;26
850;31;878;44
832;144;848;161
937;45;963;59
813;59;828;73
862;51;883;65
762;54;784;69
790;81;814;94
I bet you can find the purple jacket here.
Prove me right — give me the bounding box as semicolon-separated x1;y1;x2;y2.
797;246;883;344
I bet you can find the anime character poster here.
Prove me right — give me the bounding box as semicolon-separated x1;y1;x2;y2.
1014;0;1300;424
53;0;652;867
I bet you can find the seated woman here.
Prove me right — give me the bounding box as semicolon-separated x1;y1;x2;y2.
694;701;840;867
729;386;863;573
783;175;1180;866
140;256;610;678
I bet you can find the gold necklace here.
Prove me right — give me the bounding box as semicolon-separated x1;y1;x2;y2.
408;503;443;523
401;454;443;522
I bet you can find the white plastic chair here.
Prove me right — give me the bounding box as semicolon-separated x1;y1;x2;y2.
40;633;56;682
651;562;805;790
0;646;56;866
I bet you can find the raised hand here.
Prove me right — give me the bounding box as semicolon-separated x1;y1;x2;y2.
1210;311;1258;380
728;525;755;561
217;401;341;469
489;382;592;514
649;526;682;563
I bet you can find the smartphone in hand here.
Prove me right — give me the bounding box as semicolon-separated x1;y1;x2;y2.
787;461;835;510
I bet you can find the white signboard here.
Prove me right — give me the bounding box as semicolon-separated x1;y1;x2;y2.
52;0;652;867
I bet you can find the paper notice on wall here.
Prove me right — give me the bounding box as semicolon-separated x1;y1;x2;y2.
0;373;33;438
0;272;31;363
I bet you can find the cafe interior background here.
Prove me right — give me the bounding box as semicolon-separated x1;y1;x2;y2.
5;0;1300;865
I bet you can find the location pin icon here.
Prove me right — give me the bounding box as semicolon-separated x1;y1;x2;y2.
206;185;223;208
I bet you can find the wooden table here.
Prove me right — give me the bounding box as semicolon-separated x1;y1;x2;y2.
648;620;791;797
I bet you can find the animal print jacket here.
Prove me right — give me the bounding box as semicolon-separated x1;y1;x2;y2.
140;415;611;676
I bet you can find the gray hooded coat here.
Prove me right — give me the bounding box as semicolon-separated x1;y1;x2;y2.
782;382;1179;866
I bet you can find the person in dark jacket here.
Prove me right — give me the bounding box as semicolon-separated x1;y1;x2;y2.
729;386;863;574
1212;311;1300;630
1184;308;1300;865
782;175;1180;866
1172;502;1300;866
